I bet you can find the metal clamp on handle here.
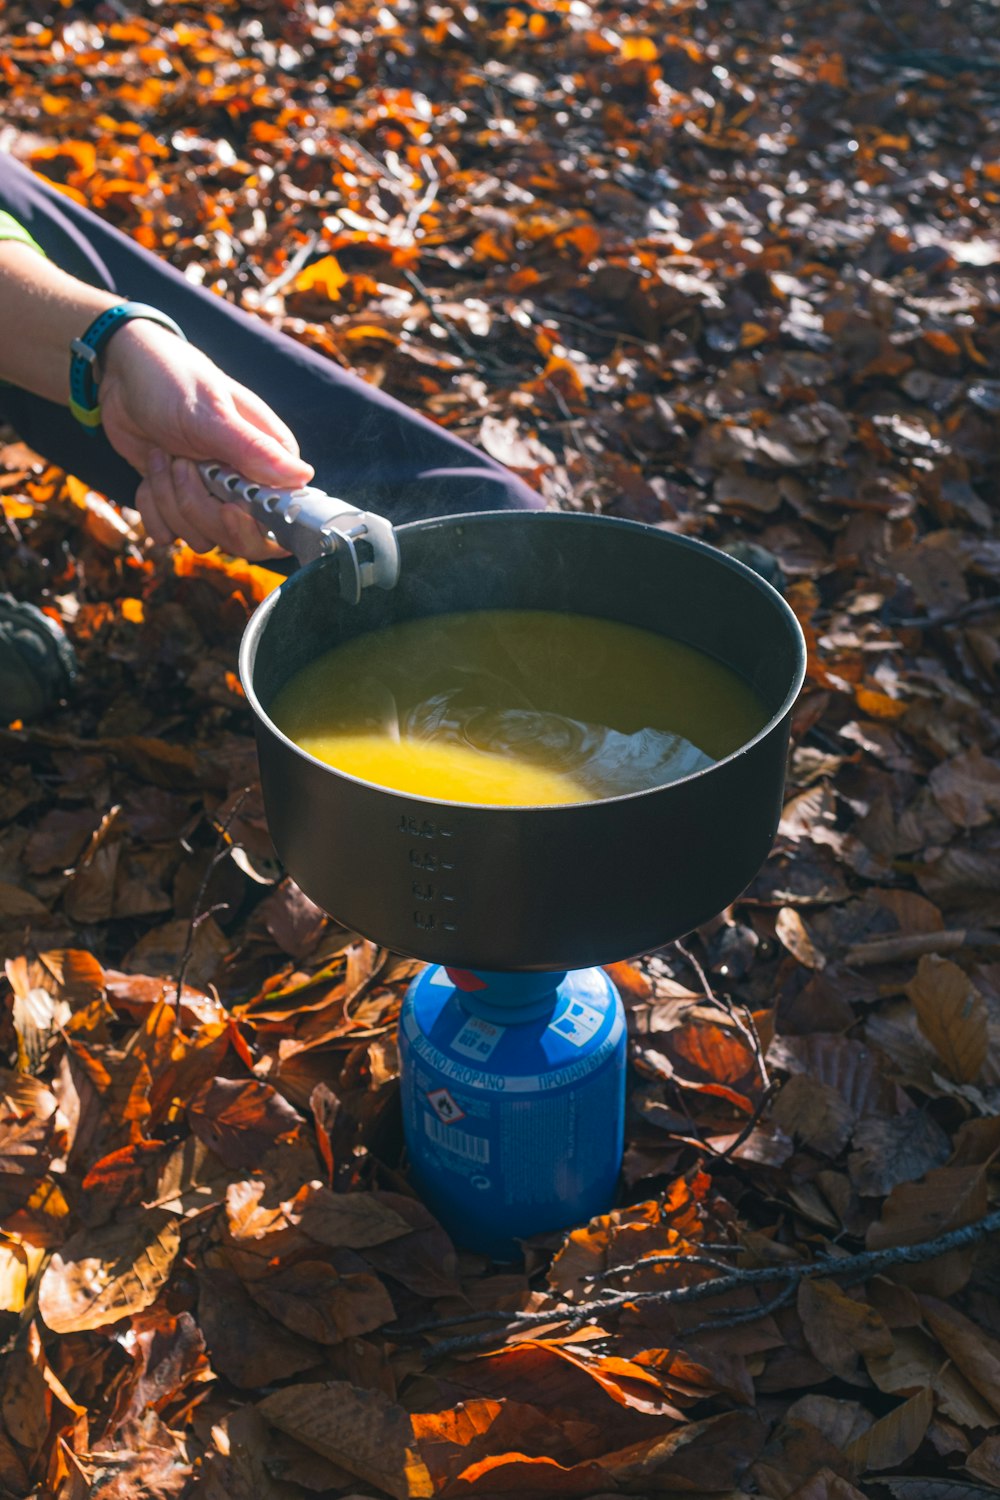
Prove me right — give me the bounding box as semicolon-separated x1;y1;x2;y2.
197;461;400;605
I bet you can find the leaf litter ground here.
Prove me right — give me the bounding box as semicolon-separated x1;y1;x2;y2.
1;0;1000;1495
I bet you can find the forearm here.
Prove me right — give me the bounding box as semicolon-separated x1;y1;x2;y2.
0;241;118;404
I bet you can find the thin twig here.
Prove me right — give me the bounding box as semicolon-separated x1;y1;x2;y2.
403;153;439;239
330;132;408;196
587;1251;742;1284
401;268;485;367
258;230;323;301
862;0;907;45
174;790;249;1012
845;928;1000;967
675;939;769;1092
714;1081;779;1161
684;1280;798;1335
388;1207;1000;1355
888;595;1000;630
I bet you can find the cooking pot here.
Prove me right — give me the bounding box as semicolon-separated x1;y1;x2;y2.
223;477;806;973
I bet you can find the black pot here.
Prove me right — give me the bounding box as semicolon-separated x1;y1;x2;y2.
240;512;806;971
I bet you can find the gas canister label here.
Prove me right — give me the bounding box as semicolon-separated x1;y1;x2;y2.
401;1007;624;1091
550;997;604;1048
423;1111;490;1163
426;1086;465;1124
451;1014;504;1063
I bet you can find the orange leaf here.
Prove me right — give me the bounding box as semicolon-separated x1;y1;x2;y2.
471;228;512;263
469;1338;686;1418
29;139;97;180
448;1451;609;1494
412;1400;503;1448
555;223;602;260
603;960;651;1002
854;685;908;719
340;324;401;344
671;1016;758;1084
293;253;348;301
923;329;961;357
740;321;770;347
172;544;284;603
620;35;658;61
816;54;847;87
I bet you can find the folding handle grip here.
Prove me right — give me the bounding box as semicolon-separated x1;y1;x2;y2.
197;461;400;605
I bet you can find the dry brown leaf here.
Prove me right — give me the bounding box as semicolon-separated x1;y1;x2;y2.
289;1182;413;1248
906;955;987;1084
0;881;50;923
775;906;826;969
928;747;1000;828
919;1296;1000;1420
37;1209;180;1333
797;1280;893;1385
0;1239;44;1313
966;1434;1000;1486
867;1326;998;1430
771;1073;855;1158
187;1076;304;1168
785;1468;868;1500
256;1380;434;1500
246;1258;396;1343
866;1166;988;1296
847;1111;952;1198
842;1387;935;1472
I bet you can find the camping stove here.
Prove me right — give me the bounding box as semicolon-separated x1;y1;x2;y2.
220;469;806;1257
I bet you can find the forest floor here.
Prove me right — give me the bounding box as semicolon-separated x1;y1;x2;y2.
1;0;1000;1495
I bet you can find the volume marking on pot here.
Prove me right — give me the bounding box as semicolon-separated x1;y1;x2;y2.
397;815;456;840
409;849;457;872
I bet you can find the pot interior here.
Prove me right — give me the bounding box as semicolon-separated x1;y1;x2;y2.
247;511;803;735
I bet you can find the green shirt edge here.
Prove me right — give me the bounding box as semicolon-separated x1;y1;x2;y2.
0;210;46;256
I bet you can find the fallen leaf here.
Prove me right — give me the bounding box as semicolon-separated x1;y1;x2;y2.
798;1280;893;1385
842;1386;935;1472
256;1380;434;1499
907;955;987;1084
37;1209;181;1333
187;1077;304;1168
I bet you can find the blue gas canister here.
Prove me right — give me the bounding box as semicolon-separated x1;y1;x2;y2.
398;964;627;1258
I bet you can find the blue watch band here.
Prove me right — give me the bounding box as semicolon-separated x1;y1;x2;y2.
69;301;186;431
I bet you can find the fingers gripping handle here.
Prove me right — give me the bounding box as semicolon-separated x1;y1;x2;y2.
197;461;400;605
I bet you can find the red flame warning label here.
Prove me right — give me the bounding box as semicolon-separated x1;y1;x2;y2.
426;1087;465;1124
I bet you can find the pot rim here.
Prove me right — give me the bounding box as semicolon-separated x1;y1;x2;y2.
238;510;807;813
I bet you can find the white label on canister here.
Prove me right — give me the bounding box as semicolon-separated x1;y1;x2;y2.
549;997;604;1048
451;1014;505;1063
423;1111;490;1162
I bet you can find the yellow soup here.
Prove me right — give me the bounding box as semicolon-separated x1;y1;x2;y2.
269;610;769;806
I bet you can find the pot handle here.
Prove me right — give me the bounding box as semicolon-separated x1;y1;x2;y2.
196;461;400;605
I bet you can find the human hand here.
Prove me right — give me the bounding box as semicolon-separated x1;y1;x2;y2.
98;319;314;558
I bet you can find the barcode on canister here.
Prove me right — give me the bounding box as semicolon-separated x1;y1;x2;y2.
423;1112;490;1162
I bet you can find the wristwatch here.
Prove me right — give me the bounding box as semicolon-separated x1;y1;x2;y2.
69;301;186;430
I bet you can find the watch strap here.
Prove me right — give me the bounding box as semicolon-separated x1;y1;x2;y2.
69;301;186;430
